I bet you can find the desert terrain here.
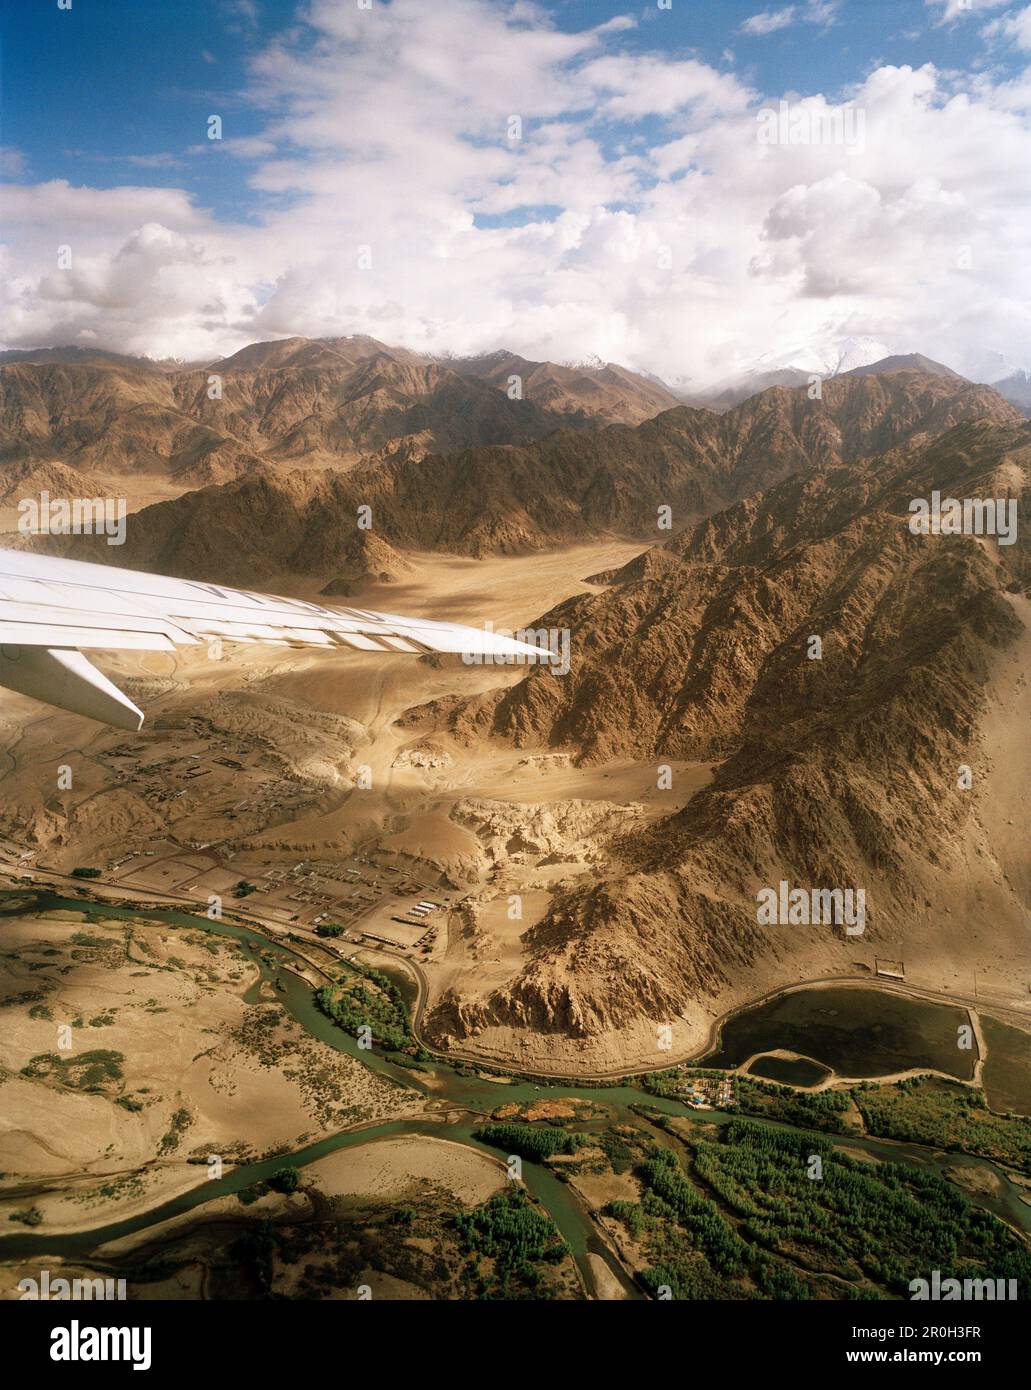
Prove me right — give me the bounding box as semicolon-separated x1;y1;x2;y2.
0;535;715;1076
0;354;1028;1308
0;902;420;1235
2;364;1030;1081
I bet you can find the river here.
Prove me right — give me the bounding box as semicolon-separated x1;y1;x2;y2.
1;890;1028;1297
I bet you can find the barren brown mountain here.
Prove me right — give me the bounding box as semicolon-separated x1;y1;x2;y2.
682;352;966;412
451;349;682;425
0;336;681;488
407;416;1030;1061
45;369;1021;588
0;457;107;509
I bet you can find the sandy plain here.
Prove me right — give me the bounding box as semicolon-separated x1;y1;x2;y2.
0;907;418;1234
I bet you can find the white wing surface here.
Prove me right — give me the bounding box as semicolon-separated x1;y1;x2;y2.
0;548;551;731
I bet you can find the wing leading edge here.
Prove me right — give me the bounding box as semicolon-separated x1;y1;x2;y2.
0;548;552;730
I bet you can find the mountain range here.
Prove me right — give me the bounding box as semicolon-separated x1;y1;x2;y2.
0;336;681;487
5;337;1027;506
1;337;1028;1065
17;365;1020;591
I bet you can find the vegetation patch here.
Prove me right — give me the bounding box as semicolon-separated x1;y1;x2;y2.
854;1077;1031;1174
8;1207;43;1226
20;1050;125;1092
472;1122;586;1162
453;1189;569;1299
315;962;413;1054
157;1107;194;1156
612;1117;1031;1300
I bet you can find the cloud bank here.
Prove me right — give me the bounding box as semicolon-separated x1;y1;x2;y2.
2;0;1030;387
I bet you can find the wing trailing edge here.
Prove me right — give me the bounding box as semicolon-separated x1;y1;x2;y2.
0;547;554;728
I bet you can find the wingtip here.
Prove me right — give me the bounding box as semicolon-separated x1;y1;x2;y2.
0;645;146;732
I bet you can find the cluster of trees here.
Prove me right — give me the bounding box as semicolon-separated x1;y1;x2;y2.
21;1049;125;1089
692;1122;1031;1297
9;1207;43;1226
236;1166;303;1207
607;1199;645;1237
722;1119;832;1157
314;962;413;1053
472;1123;585;1161
854;1078;1031;1173
454;1190;568;1298
625;1146;813;1299
268;1166;302;1194
641;1148;750;1279
733;1077;853;1132
157;1107;193;1157
613;1117;1031;1301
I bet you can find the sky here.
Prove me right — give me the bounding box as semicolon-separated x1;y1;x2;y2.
1;0;1030;387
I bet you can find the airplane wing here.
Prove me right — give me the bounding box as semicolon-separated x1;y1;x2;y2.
0;548;551;731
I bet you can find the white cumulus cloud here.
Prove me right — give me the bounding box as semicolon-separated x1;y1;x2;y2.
1;0;1029;386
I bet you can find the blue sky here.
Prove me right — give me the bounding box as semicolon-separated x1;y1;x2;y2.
1;0;1018;217
1;0;1029;381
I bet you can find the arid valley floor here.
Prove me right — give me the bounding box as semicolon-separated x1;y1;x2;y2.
1;345;1030;1301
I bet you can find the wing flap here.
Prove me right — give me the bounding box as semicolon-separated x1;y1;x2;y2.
0;621;176;651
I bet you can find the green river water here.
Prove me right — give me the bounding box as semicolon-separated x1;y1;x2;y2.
1;891;1028;1297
